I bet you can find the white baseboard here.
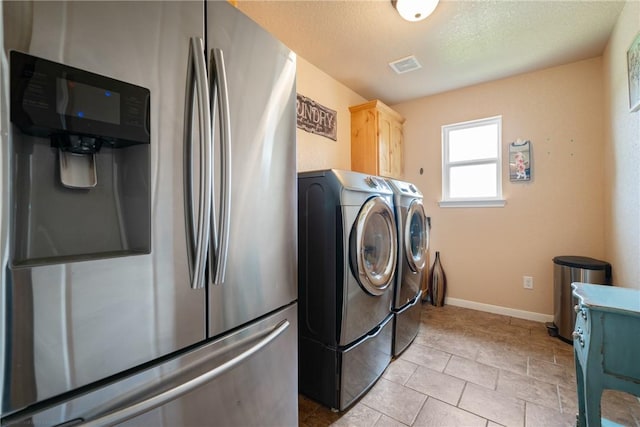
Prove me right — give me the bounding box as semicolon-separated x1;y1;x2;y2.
445;297;554;323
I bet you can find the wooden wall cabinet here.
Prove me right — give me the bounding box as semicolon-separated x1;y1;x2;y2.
349;100;405;179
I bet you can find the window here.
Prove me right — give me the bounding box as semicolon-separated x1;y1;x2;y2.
440;116;505;207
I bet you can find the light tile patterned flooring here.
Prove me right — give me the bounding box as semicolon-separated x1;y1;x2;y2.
299;304;640;427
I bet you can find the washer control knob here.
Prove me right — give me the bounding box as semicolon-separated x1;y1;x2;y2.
365;176;377;187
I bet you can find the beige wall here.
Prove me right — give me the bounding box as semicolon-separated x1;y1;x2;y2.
295;56;366;171
603;1;640;290
393;58;606;317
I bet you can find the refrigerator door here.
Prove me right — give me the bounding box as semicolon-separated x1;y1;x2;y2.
205;1;297;338
1;304;298;427
1;1;207;414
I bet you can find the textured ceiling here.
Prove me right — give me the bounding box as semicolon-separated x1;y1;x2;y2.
237;0;625;105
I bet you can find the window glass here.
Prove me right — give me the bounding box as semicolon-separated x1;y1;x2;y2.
448;124;498;162
441;116;504;206
449;164;498;198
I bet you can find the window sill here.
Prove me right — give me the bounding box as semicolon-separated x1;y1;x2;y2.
439;199;506;208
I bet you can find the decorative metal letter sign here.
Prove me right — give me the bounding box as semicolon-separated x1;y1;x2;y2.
296;94;337;141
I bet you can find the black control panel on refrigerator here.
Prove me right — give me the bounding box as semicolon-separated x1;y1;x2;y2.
10;50;150;150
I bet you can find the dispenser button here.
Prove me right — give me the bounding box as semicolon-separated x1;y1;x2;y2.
77;136;99;153
52;134;103;154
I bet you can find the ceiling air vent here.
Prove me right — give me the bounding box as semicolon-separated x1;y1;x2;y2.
389;55;422;74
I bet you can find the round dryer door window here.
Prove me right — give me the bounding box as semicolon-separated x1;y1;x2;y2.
351;196;398;296
406;200;428;272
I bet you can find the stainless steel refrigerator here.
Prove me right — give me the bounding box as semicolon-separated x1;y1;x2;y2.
0;1;298;425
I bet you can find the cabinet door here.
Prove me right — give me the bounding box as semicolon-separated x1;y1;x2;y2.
390;120;404;178
378;112;393;177
351;109;379;175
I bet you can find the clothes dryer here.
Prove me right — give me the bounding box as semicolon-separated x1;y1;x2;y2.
387;178;429;356
298;169;397;411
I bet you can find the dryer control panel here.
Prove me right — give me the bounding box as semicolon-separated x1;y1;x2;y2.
386;178;423;197
365;175;391;191
320;169;393;195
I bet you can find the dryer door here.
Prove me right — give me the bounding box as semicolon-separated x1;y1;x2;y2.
405;200;428;273
350;196;397;296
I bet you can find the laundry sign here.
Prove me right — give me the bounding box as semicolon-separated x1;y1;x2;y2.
296;94;337;141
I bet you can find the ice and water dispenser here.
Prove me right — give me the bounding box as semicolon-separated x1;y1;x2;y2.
10;51;151;265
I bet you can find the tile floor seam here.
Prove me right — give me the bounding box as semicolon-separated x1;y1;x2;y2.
430;394;492;426
526;358;574;390
496;368;503;393
456;380;469;408
409;394;430;426
441;350;454;373
490;368;498;391
496;374;557;409
372;410;383;426
555;383;565;416
445;355;500;391
460;382;527;427
359;402;385;426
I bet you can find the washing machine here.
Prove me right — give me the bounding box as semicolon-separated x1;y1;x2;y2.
297;169;397;411
387;178;429;356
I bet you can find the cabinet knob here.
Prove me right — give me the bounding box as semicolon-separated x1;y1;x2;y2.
572;328;585;347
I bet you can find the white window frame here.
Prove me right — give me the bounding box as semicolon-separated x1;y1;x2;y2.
440;116;505;208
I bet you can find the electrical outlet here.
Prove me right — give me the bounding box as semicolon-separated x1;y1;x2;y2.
523;276;534;290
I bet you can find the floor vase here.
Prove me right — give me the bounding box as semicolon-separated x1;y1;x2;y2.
429;251;446;306
420;250;430;302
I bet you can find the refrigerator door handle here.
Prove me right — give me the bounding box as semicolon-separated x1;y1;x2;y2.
184;37;212;290
80;320;290;427
210;47;232;286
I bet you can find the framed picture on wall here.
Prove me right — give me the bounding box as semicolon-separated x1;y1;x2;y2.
628;32;640;112
509;140;531;182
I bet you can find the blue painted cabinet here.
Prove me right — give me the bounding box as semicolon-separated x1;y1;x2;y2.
572;283;640;427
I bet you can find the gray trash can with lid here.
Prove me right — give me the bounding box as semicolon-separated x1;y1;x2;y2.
547;256;612;342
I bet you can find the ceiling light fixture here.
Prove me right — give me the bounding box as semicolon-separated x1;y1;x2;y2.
392;0;439;22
